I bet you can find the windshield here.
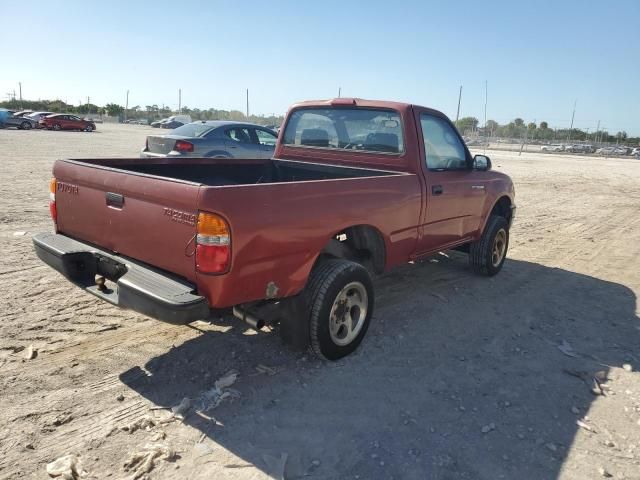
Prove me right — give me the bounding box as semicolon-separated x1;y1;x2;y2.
282;107;404;154
169;123;214;137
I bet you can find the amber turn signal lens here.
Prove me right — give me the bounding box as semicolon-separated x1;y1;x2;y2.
197;212;229;236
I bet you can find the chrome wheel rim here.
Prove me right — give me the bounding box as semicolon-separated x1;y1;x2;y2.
492;229;507;267
329;281;368;346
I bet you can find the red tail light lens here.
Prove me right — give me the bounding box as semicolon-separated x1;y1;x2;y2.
174;140;194;153
196;212;230;273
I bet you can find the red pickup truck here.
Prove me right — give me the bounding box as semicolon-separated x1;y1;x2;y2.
33;98;515;360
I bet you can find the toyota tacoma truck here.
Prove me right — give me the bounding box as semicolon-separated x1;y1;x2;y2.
33;98;515;360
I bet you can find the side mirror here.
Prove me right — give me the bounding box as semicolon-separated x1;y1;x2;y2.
473;154;491;171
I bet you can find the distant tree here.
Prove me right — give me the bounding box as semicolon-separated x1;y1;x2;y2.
540;121;548;129
527;122;537;130
485;120;499;132
514;118;524;127
105;103;124;117
76;103;100;114
454;116;479;134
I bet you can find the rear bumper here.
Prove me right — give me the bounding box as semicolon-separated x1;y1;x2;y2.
140;149;169;158
33;233;209;324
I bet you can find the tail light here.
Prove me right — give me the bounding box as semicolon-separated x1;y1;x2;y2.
145;137;149;151
196;212;230;274
174;140;194;153
49;177;57;224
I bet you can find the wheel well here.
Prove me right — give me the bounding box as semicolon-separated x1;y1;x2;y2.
491;196;513;223
318;225;386;275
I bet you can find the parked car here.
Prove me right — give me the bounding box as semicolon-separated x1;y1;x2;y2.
541;144;565;152
564;144;593;153
13;109;34;117
3;111;39;130
26;111;55;126
151;115;192;128
141;121;278;159
34;98;515;360
596;146;627;155
631;147;640;157
39;114;96;132
160;120;185;129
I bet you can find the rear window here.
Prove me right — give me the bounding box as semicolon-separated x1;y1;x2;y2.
170;123;214;137
282;107;404;154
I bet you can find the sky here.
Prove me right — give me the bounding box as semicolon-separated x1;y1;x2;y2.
2;0;639;134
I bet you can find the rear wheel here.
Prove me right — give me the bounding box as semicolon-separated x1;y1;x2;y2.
306;259;374;360
469;215;509;276
53;124;62;131
20;121;32;130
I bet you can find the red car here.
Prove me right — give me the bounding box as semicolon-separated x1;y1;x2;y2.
40;114;96;132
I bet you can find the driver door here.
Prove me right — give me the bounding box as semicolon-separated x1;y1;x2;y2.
415;111;487;255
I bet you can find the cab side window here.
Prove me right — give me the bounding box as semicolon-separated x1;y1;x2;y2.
420;114;467;170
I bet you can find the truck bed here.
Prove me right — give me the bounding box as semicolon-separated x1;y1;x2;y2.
50;156;422;308
70;157;397;186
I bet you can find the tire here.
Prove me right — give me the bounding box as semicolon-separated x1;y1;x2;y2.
20;121;32;130
306;259;374;360
84;125;94;132
53;124;62;131
469;215;509;276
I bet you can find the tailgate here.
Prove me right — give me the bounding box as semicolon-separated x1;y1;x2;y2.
53;160;201;282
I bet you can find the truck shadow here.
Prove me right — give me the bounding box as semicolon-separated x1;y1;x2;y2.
120;255;638;479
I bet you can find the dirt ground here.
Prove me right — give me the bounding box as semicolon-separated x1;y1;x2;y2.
1;123;639;480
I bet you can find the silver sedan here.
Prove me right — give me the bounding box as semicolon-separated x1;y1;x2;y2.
3;111;39;130
141;121;278;159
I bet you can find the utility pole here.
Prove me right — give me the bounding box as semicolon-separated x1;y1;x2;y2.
483;81;488;154
87;96;90;115
18;82;22;109
595;119;600;144
178;89;182;114
246;89;249;119
567;100;576;142
455;85;462;123
338;87;341;98
124;90;129;122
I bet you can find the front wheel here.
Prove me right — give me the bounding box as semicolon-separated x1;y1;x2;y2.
84;125;94;132
53;124;62;131
306;259;374;360
20;121;32;130
469;215;509;276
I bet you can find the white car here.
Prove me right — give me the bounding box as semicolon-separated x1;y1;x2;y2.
596;146;627;155
541;144;564;152
27;111;55;123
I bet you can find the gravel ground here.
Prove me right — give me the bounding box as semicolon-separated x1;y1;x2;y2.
0;123;639;479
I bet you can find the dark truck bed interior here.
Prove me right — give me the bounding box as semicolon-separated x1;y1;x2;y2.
72;158;401;186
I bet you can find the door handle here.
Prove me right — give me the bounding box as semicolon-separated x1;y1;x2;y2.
432;185;443;195
471;185;485;190
106;192;124;208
